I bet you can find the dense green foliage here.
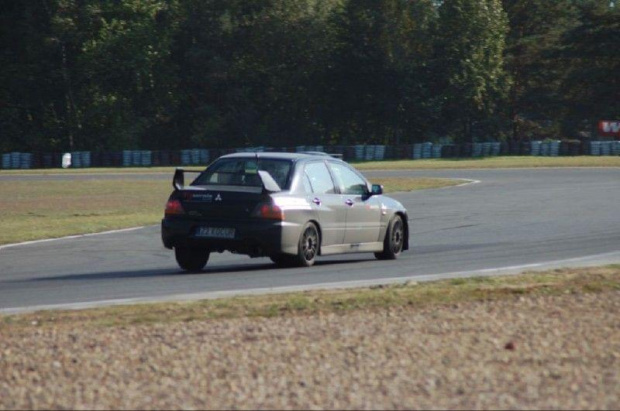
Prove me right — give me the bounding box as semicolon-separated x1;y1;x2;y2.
0;0;617;152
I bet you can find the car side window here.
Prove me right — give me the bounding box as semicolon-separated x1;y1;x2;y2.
304;162;336;194
328;162;368;195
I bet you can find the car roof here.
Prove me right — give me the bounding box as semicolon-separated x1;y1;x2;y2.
218;152;341;162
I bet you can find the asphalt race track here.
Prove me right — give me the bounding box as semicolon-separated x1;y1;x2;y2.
1;168;620;313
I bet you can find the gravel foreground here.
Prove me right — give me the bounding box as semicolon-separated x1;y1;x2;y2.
1;280;619;409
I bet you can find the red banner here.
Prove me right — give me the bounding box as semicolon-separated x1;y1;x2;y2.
598;120;620;138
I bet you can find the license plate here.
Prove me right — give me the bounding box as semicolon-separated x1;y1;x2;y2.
196;227;235;239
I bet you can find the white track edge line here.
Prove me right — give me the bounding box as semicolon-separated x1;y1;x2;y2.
0;226;149;250
453;178;481;187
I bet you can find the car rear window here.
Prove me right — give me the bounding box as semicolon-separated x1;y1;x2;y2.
191;158;292;189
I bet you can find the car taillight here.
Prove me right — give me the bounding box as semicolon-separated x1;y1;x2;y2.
165;199;185;216
254;203;284;220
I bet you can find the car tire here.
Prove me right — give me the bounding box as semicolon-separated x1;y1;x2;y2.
375;215;404;260
270;254;295;267
295;222;319;267
175;247;210;272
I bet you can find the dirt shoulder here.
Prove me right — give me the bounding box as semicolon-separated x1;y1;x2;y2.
1;266;619;409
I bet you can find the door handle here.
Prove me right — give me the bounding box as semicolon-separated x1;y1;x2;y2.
312;197;321;206
345;199;354;207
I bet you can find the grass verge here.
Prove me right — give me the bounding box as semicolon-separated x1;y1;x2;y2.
0;177;458;245
353;155;620;170
1;156;619;175
0;179;171;245
2;265;619;329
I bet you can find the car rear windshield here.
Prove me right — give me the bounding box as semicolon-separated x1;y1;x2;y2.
191;158;292;189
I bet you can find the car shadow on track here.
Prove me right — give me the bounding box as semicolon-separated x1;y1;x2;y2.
21;258;372;282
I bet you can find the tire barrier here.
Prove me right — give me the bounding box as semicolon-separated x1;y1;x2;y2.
82;152;91;167
412;142;432;159
141;151;152;167
120;150;154;167
354;145;364;160
11;152;21;168
471;143;482;157
364;145;375;161
237;147;261;153
180;149;210;165
198;149;209;164
19;153;32;169
412;143;421;159
328;145;345;158
68;151;92;168
71;151;82;168
2;141;619;170
190;149;200;164
421;142;432;159
550;141;560;156
491;142;501;156
349;145;386;161
295;145;323;153
122;150;132;167
601;141;612;156
590;141;617;156
130;150;140;166
374;145;386;160
481;142;491;157
180;149;191;166
530;140;563;157
0;152;32;169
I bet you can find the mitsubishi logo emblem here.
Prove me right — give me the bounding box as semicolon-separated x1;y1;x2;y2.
215;194;222;201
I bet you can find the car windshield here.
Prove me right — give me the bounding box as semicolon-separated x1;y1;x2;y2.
191;158;292;189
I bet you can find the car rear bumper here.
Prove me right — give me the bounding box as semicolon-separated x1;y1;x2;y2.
161;217;300;256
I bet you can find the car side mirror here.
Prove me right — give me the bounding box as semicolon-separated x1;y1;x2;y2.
371;184;383;196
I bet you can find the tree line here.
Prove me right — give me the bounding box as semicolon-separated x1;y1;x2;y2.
0;0;618;153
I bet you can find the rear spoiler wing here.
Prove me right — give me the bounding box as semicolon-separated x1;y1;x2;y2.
172;168;202;191
172;168;281;193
